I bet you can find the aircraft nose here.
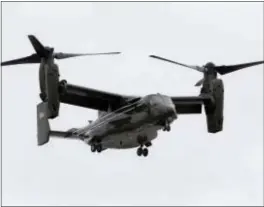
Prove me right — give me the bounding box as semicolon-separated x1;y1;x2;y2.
148;94;177;120
155;103;177;121
166;105;177;120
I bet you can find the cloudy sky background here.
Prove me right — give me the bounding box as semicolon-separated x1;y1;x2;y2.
2;2;263;206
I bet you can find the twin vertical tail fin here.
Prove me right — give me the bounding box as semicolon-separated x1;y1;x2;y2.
2;35;122;146
37;102;51;146
37;102;82;145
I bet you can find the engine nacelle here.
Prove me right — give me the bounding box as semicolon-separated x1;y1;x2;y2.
42;63;60;119
203;79;224;133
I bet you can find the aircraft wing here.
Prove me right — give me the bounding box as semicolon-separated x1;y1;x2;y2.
60;82;140;112
171;95;212;114
59;82;212;114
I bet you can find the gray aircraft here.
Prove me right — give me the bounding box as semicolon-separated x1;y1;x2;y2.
2;35;263;157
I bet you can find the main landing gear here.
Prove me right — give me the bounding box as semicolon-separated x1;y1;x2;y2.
90;143;102;153
137;146;149;157
136;135;151;157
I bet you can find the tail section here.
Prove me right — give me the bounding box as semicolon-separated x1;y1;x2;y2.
37;102;83;145
37;102;51;145
2;35;123;147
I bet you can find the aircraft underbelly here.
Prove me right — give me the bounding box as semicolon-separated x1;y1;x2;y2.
85;103;174;149
101;124;161;149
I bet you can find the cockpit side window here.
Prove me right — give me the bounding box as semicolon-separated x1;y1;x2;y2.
149;95;163;106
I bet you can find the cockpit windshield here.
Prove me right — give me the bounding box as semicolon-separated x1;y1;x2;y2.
146;94;174;108
148;94;163;106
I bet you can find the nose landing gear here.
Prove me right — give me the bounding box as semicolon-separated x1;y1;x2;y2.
162;120;171;131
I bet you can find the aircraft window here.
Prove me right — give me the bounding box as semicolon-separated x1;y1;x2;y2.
149;95;162;106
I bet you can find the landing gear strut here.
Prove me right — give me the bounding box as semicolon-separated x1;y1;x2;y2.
136;135;151;157
163;120;171;131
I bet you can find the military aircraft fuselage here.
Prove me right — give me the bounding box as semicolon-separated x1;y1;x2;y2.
74;93;177;150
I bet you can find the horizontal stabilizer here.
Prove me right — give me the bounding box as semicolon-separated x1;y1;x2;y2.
50;130;85;139
50;130;78;138
37;102;84;145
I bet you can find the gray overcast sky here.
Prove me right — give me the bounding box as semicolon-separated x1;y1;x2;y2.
2;2;263;206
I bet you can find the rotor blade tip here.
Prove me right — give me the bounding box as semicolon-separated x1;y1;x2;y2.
28;34;34;38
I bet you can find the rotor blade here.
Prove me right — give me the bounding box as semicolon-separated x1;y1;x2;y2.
1;54;41;66
194;78;204;87
149;55;205;72
54;52;121;59
215;60;264;75
28;35;47;57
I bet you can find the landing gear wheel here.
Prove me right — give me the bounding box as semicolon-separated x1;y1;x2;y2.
137;147;143;156
142;148;148;157
96;144;102;153
91;144;96;152
163;125;171;131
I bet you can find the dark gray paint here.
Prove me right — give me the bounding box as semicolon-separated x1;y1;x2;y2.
2;35;263;157
1;35;121;119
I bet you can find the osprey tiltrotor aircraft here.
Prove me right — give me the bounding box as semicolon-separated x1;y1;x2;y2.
2;35;263;157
